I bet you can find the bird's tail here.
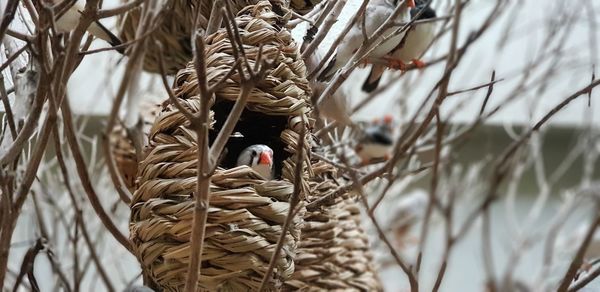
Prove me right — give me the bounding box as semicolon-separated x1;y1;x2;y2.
362;65;385;93
89;20;124;54
317;55;337;82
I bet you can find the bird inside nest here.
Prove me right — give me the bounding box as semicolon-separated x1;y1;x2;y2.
210;101;288;180
236;144;275;180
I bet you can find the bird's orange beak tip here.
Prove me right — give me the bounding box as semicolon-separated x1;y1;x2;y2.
259;152;272;165
383;114;393;124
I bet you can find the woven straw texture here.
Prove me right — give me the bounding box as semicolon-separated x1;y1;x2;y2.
118;0;293;74
129;1;311;291
117;1;384;291
284;161;383;291
110;101;162;191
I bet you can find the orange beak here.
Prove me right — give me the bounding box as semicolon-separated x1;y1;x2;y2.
259;152;272;165
407;0;416;8
383;115;393;124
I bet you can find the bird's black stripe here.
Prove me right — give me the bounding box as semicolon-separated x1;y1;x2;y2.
247;154;253;167
369;131;394;145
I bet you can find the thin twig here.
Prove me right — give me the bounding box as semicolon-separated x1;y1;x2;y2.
558;214;600;292
344;156;419;291
258;127;306;292
61;102;132;253
97;0;145;18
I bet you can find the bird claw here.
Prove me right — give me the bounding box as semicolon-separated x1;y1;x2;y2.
383;57;407;71
412;59;426;69
359;58;370;68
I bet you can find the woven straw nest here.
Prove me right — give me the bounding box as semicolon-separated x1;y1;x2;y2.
115;1;384;291
110;101;162;191
285;161;382;291
118;0;293;74
128;2;312;290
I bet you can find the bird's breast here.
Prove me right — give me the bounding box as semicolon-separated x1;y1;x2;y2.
252;164;273;180
357;143;392;159
393;22;436;62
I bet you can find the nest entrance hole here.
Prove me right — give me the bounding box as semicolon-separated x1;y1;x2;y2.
210;100;289;179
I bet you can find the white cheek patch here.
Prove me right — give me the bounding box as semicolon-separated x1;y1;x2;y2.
357;143;391;160
252;164;273;180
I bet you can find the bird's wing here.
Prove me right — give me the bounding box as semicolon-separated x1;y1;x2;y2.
317;54;338;82
88;21;124;53
318;3;390;82
55;2;124;53
390;24;415;56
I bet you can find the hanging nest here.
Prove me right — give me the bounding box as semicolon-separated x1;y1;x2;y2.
129;1;311;290
117;0;383;290
110;101;162;191
284;161;383;291
118;0;292;74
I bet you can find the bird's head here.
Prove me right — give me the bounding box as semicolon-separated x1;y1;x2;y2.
236;144;274;179
414;0;431;7
364;114;397;144
383;114;394;125
372;114;396;127
411;1;437;20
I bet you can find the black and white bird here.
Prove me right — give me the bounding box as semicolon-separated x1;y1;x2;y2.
354;115;396;164
317;0;414;82
362;0;437;92
54;0;124;53
236;144;274;180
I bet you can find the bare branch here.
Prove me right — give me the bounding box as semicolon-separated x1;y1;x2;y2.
97;0;145;18
558;214;600;292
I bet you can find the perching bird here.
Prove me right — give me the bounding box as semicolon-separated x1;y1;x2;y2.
54;0;124;53
354;115;396;164
236;144;274;180
317;0;414;81
362;0;437;92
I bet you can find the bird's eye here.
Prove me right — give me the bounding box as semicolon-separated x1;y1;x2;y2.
251;150;257;157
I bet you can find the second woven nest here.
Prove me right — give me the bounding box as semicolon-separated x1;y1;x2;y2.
118;0;296;74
